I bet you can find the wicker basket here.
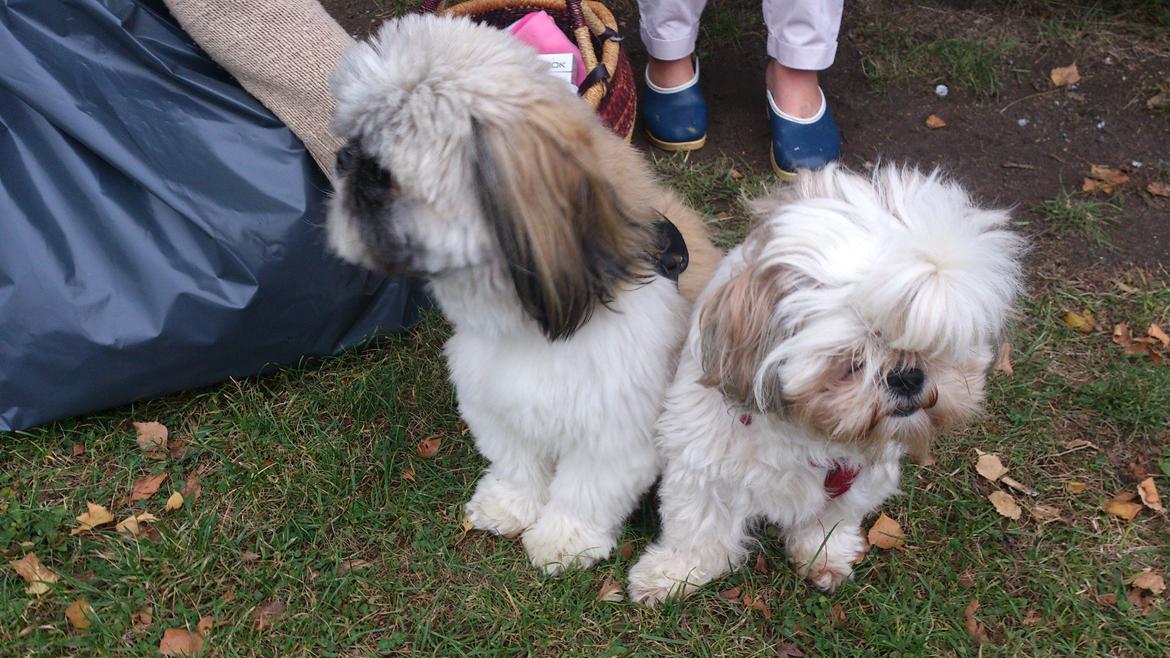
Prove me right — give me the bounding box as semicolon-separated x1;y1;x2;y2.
420;0;637;141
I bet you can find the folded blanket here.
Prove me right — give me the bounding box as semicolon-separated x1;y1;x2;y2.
163;0;353;176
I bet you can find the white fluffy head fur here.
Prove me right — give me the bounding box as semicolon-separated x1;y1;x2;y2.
699;164;1024;453
326;15;670;340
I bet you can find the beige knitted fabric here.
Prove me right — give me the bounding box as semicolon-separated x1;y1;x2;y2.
163;0;353;177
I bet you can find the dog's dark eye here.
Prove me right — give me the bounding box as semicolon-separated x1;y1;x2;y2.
335;143;360;176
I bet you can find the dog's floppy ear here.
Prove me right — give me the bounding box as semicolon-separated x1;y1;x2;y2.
698;241;789;412
471;112;650;340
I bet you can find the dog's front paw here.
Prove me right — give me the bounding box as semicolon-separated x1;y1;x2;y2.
626;550;703;607
521;513;615;576
465;474;543;539
786;524;866;592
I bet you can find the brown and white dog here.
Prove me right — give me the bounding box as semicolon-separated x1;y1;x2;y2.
324;14;720;574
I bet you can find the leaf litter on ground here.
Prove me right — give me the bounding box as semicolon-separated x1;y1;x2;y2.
9;553;59;595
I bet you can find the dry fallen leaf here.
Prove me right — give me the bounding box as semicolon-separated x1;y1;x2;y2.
1149;93;1169;110
1127;589;1156;615
1049;63;1081;87
1148;182;1170;198
743;594;773;620
1063;310;1096;333
241;551;260;563
959;568;977;587
337;559;373;577
719;586;741;600
166;491;184;512
9;553;59;595
976;454;1009;482
1029;504;1063;523
992;342;1013;376
867;513;905;549
1128;571;1166;595
181;473;202;501
130;472;169;502
618;542;634;560
401;468;415;482
988;491;1022;520
729;168;743;180
115;512;159;537
1066;481;1087;494
1113;322;1133;347
252;599;288;631
417;438;441;458
1138;478;1163;512
72;443;86;457
66;599;94;630
1096;592;1118;607
159;627;204;656
964;599;991;646
754;553;769;574
596;577;625;603
925;114;947;129
71;502;115;535
133;421;169;460
778;642;805;657
1022;609;1043;626
1102;494;1143;521
1148;324;1170;348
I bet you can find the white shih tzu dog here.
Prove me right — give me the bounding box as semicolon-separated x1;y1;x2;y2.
325;15;720;574
627;164;1023;605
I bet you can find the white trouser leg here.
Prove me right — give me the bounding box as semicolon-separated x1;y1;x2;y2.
764;0;844;71
637;0;708;60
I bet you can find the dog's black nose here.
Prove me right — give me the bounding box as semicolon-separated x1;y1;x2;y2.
886;367;925;398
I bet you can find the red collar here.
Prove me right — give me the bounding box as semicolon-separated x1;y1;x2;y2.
737;414;860;498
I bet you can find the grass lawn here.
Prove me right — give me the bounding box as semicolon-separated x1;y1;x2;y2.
5;0;1170;653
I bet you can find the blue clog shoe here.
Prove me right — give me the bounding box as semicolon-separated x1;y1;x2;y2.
768;88;840;180
642;59;707;152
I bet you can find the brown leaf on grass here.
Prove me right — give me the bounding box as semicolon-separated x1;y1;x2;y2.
337;559;373;577
1021;609;1042;626
416;437;441;458
1066;481;1087;494
1062;310;1096;333
1096;592;1118;607
72;443;86;457
9;553;59;595
1090;164;1129;186
1126;588;1156;616
1113;323;1132;346
181;473;202;501
71;502;115;535
742;594;773;620
133;421;169;460
1128;570;1166;595
867;513;905;549
618;542;634;560
778;642;806;657
958;568;977;587
197;616;212;635
596;577;625;603
401;468;415;483
729;168;744;180
252;599;287;631
241;551;260;562
1147;324;1170;348
754;553;769;574
165;491;184;512
719;586;741;600
925;114;947;129
130;472;169;502
992;342;1013;376
115;512;159;537
1149;93;1169;110
1138;478;1164;512
964;599;991;646
1103;493;1143;521
829;602;846;624
167;439;189;461
1049;63;1081;87
1029;504;1063;523
989;491;1022;520
976;453;1009;482
1148;182;1170;198
66;599;94;630
159;627;204;656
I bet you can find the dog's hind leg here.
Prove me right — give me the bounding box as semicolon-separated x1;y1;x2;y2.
626;465;753;607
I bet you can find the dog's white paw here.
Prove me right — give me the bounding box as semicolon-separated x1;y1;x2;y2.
464;474;543;539
786;524;866;592
626;550;702;607
520;513;615;576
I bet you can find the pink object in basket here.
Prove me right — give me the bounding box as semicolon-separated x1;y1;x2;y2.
509;11;586;86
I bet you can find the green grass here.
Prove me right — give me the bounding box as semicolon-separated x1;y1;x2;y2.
1037;191;1120;247
856;24;1015;98
4;152;1170;655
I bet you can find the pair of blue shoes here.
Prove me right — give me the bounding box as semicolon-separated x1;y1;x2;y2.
641;59;840;180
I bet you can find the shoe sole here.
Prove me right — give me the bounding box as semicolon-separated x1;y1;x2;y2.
645;130;707;152
769;149;798;182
